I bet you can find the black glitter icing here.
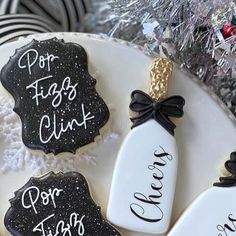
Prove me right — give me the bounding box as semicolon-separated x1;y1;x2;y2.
214;152;236;187
0;38;110;155
4;172;121;236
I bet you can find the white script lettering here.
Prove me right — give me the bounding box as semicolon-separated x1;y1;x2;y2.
18;49;59;75
26;75;78;107
39;104;95;144
22;186;63;214
33;213;85;236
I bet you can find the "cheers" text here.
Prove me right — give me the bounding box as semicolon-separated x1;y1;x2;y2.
130;146;173;223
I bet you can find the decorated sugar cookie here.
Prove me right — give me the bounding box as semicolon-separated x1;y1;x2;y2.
168;151;236;236
0;38;110;155
4;172;121;236
107;58;185;234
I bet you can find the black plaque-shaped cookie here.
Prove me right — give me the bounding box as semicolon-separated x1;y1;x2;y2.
0;38;110;155
4;172;121;236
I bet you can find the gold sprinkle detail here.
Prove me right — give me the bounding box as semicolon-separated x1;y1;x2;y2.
149;58;173;101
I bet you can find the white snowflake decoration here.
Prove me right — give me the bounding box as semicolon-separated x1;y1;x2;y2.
0;95;118;175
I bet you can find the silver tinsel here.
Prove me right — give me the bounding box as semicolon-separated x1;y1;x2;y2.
87;0;236;115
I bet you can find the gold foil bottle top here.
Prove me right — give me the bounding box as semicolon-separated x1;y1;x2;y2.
149;58;173;101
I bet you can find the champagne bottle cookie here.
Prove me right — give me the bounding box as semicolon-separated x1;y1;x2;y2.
0;38;110;156
107;58;185;234
168;151;236;236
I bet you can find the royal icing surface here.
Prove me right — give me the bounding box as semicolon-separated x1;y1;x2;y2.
107;120;178;234
4;172;121;236
168;152;236;236
168;187;236;236
0;38;110;155
107;87;184;234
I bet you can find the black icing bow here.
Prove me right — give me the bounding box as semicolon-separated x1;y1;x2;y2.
214;152;236;188
129;90;185;136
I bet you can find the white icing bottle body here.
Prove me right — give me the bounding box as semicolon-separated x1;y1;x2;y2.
168;186;236;236
107;119;178;234
168;151;236;236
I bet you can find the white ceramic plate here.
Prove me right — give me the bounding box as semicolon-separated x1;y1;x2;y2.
0;33;236;236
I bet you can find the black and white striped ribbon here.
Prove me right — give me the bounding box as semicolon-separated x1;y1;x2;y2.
0;0;90;45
